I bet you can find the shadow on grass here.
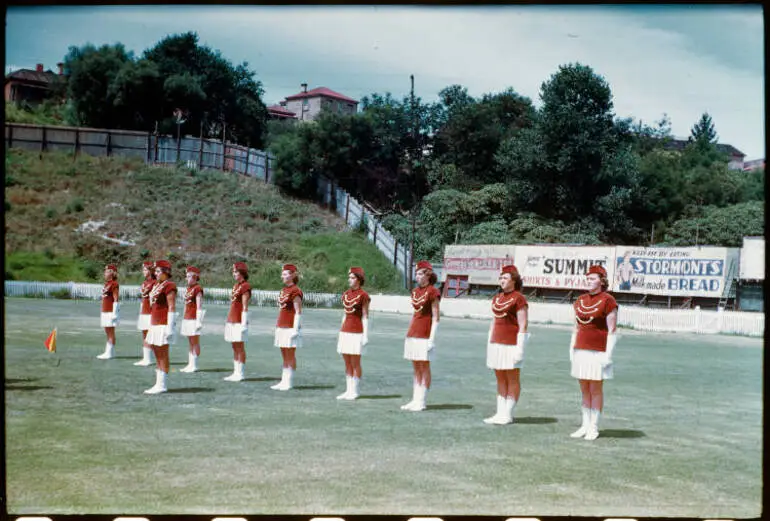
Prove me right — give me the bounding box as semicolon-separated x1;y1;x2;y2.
358;394;403;400
294;385;336;391
5;378;37;384
600;429;646;439
198;368;234;373
111;356;141;360
426;403;474;411
244;377;280;382
167;387;215;394
514;417;558;424
6;385;54;391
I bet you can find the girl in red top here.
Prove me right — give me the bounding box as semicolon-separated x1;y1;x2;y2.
224;262;251;382
144;260;178;394
569;264;619;440
484;264;530;425
97;264;120;360
179;266;205;373
336;266;371;400
401;260;441;412
134;261;156;366
271;264;303;391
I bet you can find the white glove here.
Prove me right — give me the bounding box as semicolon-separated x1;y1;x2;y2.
241;311;249;334
602;333;618;368
113;302;120;324
196;309;206;330
166;312;178;345
362;317;369;346
569;331;577;363
427;321;439;351
513;332;530;363
291;313;301;340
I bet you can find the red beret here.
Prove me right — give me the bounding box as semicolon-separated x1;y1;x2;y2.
186;266;200;275
105;264;118;271
416;260;433;271
587;265;607;278
283;264;297;273
155;260;171;270
500;264;519;276
142;261;154;269
349;266;365;277
233;262;248;273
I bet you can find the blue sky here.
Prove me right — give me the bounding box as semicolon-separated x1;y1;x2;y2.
5;5;765;159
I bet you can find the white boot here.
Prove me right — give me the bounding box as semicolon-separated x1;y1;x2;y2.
97;342;114;359
410;384;427;411
237;361;245;380
492;397;515;425
401;383;419;410
337;375;352;400
570;407;591;438
271;368;293;390
484;395;505;424
180;352;198;373
134;346;153;366
585;409;601;440
224;360;241;381
144;369;168;394
344;376;360;400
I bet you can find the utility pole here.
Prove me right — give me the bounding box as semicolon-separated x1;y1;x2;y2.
408;74;416;291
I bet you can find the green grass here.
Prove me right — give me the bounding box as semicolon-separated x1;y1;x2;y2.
5;148;404;292
4;298;762;517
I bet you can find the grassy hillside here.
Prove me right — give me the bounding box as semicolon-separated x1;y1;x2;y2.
5;148;405;293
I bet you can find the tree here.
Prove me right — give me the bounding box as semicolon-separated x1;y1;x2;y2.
663;201;764;247
689;112;718;146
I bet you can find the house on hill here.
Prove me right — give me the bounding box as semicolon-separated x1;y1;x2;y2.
272;83;359;122
5;63;65;105
663;138;747;171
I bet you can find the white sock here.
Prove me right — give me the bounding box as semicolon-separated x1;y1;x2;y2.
286;367;294;387
159;370;167;389
143;347;153;360
419;384;428;406
505;397;516;417
581;406;591;428
345;375;352;394
351;376;360;395
497;395;505;416
591;408;601;429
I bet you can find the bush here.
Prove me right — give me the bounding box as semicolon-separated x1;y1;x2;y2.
66;197;85;213
51;288;72;299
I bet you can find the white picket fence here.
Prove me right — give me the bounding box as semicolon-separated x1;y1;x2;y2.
5;281;763;337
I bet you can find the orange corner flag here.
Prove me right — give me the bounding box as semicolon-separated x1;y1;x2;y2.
44;328;57;353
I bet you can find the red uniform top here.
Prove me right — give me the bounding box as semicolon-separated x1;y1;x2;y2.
149;280;177;325
574;291;618;351
277;285;303;328
227;282;252;323
183;284;203;320
490;290;528;345
341;288;370;333
101;280;119;312
139;278;156;315
406;285;441;339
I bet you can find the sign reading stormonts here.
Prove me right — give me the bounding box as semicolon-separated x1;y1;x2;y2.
515;246;615;291
613;246;740;297
442;244;517;285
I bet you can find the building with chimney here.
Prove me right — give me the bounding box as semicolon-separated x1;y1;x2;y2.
267;83;359;122
4;63;65;105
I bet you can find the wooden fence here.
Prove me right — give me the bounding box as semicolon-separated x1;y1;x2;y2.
4;122;275;181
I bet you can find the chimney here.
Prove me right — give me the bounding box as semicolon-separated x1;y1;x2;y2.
36;63;44;72
57;62;64;75
301;83;308;93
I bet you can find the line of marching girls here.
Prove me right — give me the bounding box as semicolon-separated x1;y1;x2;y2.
96;259;619;440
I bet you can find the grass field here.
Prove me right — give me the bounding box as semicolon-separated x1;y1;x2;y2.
4;298;763;517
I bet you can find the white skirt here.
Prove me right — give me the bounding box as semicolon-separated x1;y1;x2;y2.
136;313;152;331
404;337;433;361
571;348;614;381
146;324;175;346
180;319;202;337
100;312;117;328
337;332;365;355
224;322;247;343
486;342;524;370
274;327;301;348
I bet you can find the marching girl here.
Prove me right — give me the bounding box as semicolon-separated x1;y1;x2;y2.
484;264;530;425
271;264;303;391
134;261;156;366
401;260;441;412
144;260;178;394
179;266;205;373
97;264;120;360
569;264;619;440
336;267;370;400
224;262;251;382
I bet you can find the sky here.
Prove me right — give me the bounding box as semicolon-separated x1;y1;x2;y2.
5;5;765;159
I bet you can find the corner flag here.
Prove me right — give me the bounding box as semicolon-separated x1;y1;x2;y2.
44;328;57;353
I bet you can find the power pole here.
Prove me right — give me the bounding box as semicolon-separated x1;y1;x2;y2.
408;74;416;291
